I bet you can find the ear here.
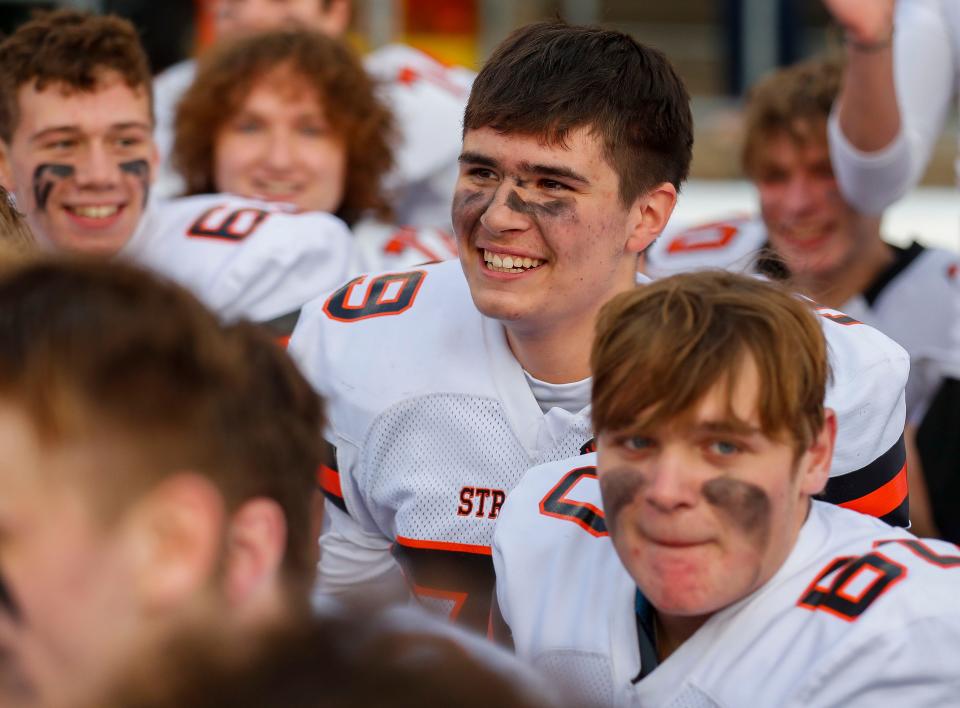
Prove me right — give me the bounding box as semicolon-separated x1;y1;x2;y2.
127;473;227;612
222;498;287;611
319;0;351;36
799;408;837;496
625;181;678;255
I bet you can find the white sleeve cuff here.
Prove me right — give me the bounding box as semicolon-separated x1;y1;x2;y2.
827;106;915;215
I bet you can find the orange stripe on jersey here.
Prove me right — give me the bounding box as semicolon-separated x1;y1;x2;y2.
395;536;492;556
839;461;908;519
317;464;342;498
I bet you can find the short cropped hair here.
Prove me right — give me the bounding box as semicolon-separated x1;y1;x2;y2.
0;10;153;144
592;271;829;455
741;57;842;177
464;21;693;205
174;29;394;224
0;259;324;601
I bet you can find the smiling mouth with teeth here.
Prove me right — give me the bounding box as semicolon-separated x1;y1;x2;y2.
66;205;121;219
483;249;544;273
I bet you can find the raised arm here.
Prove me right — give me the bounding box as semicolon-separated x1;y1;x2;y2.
826;0;955;212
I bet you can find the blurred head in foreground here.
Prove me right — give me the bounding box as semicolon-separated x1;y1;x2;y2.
0;259;324;706
85;609;554;708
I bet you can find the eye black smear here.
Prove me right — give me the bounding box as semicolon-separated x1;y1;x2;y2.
599;466;646;525
119;159;151;207
702;477;771;539
32;164;75;212
505;190;572;219
0;571;21;625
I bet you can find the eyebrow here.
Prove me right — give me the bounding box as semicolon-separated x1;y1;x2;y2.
695;420;763;437
458;152;590;185
458;151;498;168
29;122;152;143
518;161;590;185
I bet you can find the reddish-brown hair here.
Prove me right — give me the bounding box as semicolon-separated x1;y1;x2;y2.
592;271;829;454
0;9;153;144
741;57;843;177
0;258;325;602
174;28;394;224
464;21;693;205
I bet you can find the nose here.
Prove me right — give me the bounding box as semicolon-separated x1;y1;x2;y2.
479;182;531;235
643;445;700;513
72;143;118;190
780;174;817;217
265;129;295;170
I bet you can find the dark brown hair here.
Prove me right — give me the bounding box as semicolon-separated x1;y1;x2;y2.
741;57;843;177
174;29;394;224
464;21;693;205
592;271;829;454
0;259;324;601
96;609;551;708
0;9;153;144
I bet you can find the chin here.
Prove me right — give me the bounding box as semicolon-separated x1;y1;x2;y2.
467;291;527;323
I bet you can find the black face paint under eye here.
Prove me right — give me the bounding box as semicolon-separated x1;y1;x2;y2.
119;159;151;207
32;164;75;212
0;570;21;625
452;188;493;233
702;477;771;540
504;189;574;219
599;466;647;526
452;188;490;214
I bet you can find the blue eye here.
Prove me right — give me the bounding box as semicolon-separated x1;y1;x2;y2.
709;440;740;456
622;436;653;451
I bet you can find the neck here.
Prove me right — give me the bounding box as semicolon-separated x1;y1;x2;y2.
503;286;634;383
505;322;593;383
792;223;892;309
653;611;709;661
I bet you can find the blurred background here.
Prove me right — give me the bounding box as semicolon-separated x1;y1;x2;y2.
3;0;957;247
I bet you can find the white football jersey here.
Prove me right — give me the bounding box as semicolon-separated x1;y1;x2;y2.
289;259;908;632
644;214;765;279
152;45;472;228
151;59;194;199
290;259;595;631
351;218;458;274
364;44;474;230
647;215;960;422
494;454;960;707
121;194;354;335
